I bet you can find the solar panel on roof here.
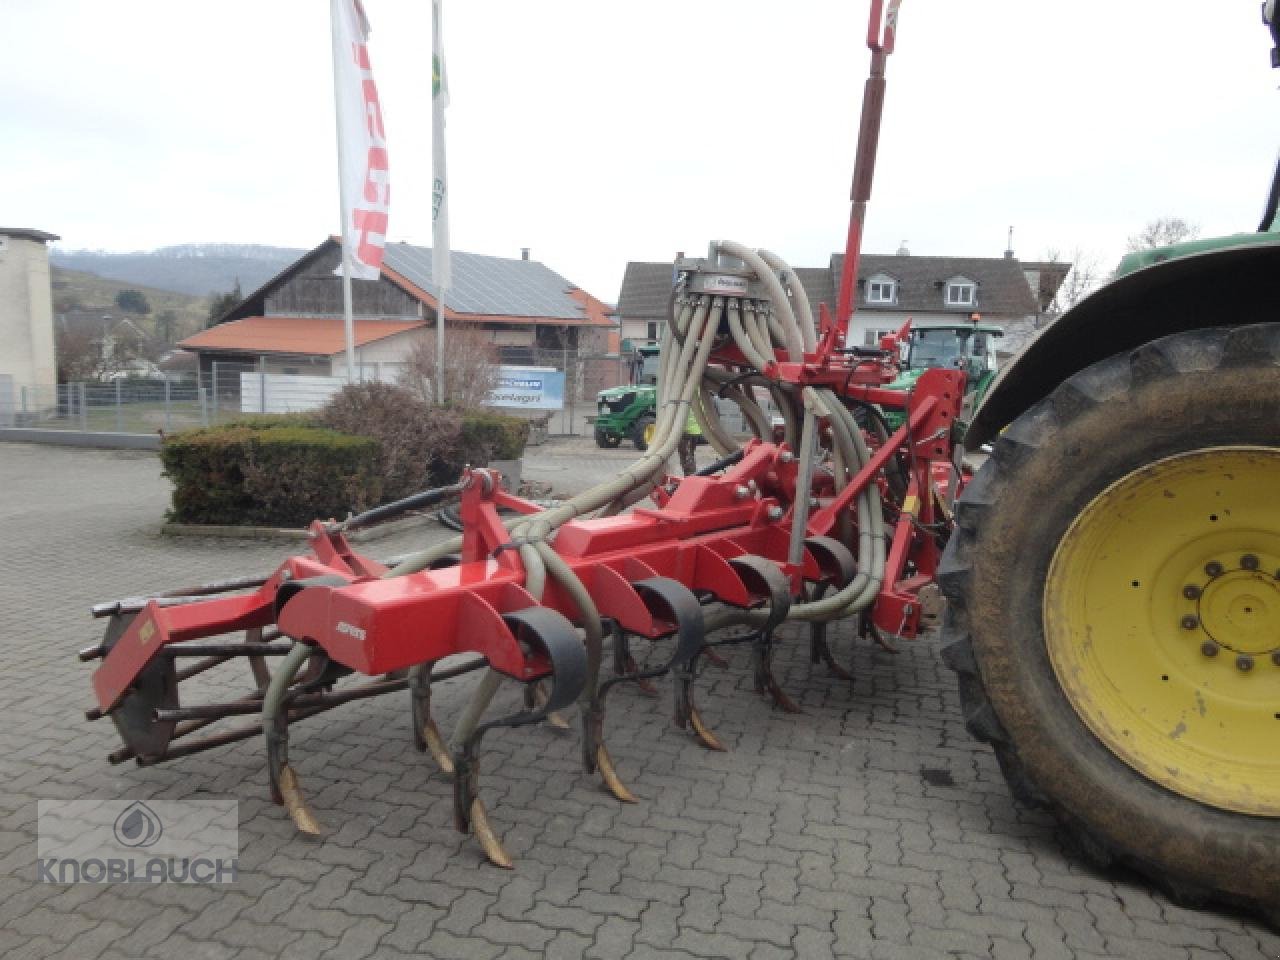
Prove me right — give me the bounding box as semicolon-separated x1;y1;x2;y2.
382;244;585;319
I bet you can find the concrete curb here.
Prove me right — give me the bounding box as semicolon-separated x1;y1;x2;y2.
0;428;161;450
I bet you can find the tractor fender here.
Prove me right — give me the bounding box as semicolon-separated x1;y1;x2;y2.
965;240;1280;449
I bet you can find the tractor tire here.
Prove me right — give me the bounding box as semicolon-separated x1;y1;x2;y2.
594;428;621;449
939;324;1280;927
632;415;656;452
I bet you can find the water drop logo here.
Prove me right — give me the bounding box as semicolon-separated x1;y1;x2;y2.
113;801;162;848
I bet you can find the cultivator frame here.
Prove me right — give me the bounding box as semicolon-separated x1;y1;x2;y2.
80;0;970;867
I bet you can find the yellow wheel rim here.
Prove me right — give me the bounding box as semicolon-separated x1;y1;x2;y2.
1045;446;1280;817
643;422;656;447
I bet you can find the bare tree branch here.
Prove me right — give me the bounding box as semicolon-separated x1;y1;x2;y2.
1043;247;1105;315
400;323;499;408
1125;217;1199;253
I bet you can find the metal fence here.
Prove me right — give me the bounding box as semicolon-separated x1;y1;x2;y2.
2;379;209;434
0;350;670;440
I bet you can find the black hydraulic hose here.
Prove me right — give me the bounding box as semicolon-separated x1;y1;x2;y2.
337;480;467;533
694;448;746;477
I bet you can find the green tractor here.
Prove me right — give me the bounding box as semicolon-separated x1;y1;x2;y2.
881;318;1003;433
592;382;657;449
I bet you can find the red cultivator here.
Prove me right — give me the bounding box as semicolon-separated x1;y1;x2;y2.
83;292;964;864
82;0;966;867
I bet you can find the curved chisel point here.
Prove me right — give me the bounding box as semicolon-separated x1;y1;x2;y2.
529;681;572;729
470;798;513;869
422;719;455;776
702;648;730;669
278;765;323;836
596;745;638;803
624;655;660;697
689;707;727;752
766;677;804;714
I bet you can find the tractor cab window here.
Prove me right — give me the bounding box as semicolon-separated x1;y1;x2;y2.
967;333;990;379
908;328;968;369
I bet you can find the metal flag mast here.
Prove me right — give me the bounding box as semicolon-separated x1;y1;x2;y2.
432;0;451;405
329;0;359;383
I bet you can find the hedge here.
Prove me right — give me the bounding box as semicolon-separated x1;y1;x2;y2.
161;424;381;527
160;383;533;527
439;412;530;482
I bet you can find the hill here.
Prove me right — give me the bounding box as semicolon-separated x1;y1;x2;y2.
50;267;212;341
49;243;305;298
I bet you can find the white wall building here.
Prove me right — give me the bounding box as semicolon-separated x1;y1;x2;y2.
0;228;59;422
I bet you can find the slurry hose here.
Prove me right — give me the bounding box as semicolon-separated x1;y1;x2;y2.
403;245;889;745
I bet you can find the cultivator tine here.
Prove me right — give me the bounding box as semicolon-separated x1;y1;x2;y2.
453;607;586;868
585;581;705;800
701;647;731;669
802;537;859;682
409;662;454;775
244;625;273;691
728;555;797;713
809;619;853;682
523;680;571;730
861;612;899;653
264;642;323;836
611;629;658;697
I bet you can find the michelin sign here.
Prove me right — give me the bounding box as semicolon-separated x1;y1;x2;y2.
488;365;565;411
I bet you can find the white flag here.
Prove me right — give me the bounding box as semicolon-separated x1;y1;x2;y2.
431;0;451;291
332;0;390;280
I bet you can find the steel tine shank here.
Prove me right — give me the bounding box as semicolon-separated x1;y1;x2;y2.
452;607;586;867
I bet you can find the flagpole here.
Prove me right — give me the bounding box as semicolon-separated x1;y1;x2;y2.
432;0;450;406
330;0;359;383
435;286;446;405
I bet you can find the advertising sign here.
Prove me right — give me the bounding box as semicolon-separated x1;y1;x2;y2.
488;366;564;411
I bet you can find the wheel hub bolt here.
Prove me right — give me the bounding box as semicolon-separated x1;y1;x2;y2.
1204;561;1224;578
1236;655;1255;672
1180;615;1199;630
1240;554;1259;571
1200;641;1220;657
1181;585;1201;600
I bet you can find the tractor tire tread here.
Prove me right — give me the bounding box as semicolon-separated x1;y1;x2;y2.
940;323;1280;929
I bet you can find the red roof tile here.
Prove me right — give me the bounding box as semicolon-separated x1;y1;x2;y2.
179;317;425;356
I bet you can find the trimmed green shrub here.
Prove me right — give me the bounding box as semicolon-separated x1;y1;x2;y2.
221;412;319;430
442;412;531;481
161;424;381;527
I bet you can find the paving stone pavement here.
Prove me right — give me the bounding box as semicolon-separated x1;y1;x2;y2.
0;440;1277;960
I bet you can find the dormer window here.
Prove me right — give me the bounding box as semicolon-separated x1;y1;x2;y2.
945;278;976;307
866;274;897;304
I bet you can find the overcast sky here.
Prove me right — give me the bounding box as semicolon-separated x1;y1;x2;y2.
4;1;1277;302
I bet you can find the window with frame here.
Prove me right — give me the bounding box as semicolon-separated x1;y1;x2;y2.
946;281;976;307
646;321;658;342
867;278;896;304
864;328;893;347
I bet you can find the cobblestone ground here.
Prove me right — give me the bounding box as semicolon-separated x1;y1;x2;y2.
0;441;1276;960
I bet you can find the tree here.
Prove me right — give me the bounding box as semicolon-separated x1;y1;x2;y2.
400;323;499;408
56;318;144;382
1125;217;1199;253
114;289;151;315
153;309;179;348
206;278;243;327
1043;247;1105;315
